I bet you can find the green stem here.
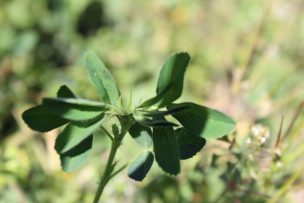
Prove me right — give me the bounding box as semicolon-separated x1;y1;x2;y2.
99;125;113;141
92;116;134;203
93;138;120;203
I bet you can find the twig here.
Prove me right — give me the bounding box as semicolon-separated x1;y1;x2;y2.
275;116;284;148
283;101;304;140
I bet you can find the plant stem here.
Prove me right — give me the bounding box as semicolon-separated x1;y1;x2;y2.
92;116;134;203
93;137;120;203
283;101;304;140
99;125;113;141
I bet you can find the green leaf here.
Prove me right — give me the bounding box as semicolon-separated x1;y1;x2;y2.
22;105;68;132
153;127;180;175
202;107;236;139
57;85;101;125
141;53;190;107
134;114;177;128
157;53;190;97
129;122;153;148
55;120;102;154
168;102;236;139
139;83;173;108
137;104;189;117
60;135;92;172
84;51;120;105
127;151;154;181
22;85;77;132
111;124;120;136
42;97;106;122
44;97;105;107
175;128;206;160
57;85;76;98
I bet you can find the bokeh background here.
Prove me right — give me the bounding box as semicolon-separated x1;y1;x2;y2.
1;0;304;202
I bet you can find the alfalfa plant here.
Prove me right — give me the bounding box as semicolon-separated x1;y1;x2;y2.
22;51;236;202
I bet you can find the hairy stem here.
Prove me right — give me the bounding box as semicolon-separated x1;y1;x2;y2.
93;137;119;203
93;116;134;203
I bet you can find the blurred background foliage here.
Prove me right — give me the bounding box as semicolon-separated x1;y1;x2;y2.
1;0;304;202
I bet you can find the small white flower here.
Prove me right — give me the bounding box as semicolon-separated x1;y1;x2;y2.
259;137;266;144
250;124;271;145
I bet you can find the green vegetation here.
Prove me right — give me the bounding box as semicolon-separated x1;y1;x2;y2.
1;0;304;202
23;51;235;202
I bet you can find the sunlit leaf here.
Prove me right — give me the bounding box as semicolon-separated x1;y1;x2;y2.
84;51;120;105
140;52;190;107
127;151;154;181
55;120;102;154
201;107;236;139
139;83;173;108
168;102;235;139
42;97;106;122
